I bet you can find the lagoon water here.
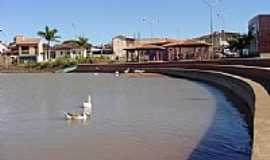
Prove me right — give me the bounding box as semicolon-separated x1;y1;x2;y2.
0;74;250;160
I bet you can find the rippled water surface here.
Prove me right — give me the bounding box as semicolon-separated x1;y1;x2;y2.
0;74;251;160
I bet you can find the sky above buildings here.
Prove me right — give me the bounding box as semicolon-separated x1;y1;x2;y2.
0;0;269;44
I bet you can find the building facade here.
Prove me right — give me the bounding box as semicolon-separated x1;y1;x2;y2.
249;15;270;58
51;42;91;59
124;40;213;62
164;41;213;61
0;42;8;54
112;35;136;61
9;35;44;63
194;31;240;54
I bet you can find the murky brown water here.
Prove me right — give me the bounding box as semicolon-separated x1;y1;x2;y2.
0;74;250;160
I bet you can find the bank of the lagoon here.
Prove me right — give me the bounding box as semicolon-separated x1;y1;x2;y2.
0;74;251;160
0;56;111;73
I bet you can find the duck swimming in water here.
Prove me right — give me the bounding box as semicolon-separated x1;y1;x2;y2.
64;95;93;120
64;111;88;120
83;95;92;110
115;71;120;77
124;68;130;74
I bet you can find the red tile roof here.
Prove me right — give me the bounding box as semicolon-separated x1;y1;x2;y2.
124;44;166;50
145;39;178;46
163;40;212;47
52;43;81;50
15;36;41;45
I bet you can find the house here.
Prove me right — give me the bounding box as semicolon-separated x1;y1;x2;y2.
137;38;177;46
51;42;91;59
112;36;178;61
112;35;136;60
0;41;8;55
163;40;213;61
8;35;44;63
92;44;113;59
124;38;176;62
194;30;240;53
124;40;213;62
249;15;270;58
124;44;166;62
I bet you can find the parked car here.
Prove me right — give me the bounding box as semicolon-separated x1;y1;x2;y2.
223;49;239;58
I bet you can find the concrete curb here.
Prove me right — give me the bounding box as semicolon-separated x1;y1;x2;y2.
55;66;77;73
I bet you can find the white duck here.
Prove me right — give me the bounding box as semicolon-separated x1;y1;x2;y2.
64;111;88;120
83;95;92;109
124;68;130;74
82;96;92;116
134;69;145;73
115;71;120;77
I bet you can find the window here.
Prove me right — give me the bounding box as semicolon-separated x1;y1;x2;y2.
51;52;56;59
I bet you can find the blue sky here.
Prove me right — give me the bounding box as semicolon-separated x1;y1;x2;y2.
0;0;269;44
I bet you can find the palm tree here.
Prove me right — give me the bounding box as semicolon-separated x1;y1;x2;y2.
62;37;91;58
37;26;60;60
77;37;89;48
76;36;92;57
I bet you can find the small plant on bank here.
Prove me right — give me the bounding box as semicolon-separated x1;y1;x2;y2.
21;56;111;71
38;62;50;69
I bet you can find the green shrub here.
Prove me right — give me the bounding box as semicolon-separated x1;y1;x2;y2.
24;62;39;68
21;56;112;71
39;62;50;69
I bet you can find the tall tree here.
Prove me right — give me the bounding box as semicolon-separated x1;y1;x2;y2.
77;36;92;53
37;26;60;60
227;32;254;57
77;36;92;57
63;37;91;50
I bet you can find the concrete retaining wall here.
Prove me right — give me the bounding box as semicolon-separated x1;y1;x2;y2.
74;63;270;160
146;68;270;160
75;63;270;94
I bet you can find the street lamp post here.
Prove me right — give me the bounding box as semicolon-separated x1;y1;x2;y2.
142;18;154;38
202;0;214;46
202;0;222;58
217;13;226;41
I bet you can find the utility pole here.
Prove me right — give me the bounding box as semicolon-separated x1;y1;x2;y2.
142;18;155;38
72;23;78;39
217;13;226;40
202;0;214;46
202;0;221;58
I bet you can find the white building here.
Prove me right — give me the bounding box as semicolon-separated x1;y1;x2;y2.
9;35;45;63
51;42;91;59
0;42;8;55
112;35;136;61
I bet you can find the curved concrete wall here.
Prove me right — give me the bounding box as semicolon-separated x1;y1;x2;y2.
146;68;269;160
75;63;270;94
